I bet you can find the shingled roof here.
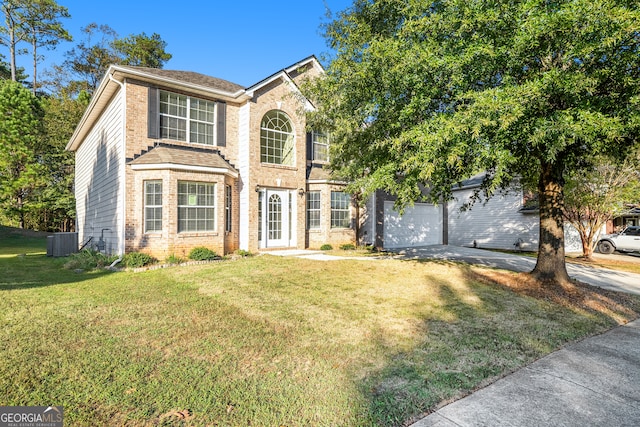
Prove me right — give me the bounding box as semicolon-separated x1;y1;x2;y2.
118;65;245;94
129;144;238;175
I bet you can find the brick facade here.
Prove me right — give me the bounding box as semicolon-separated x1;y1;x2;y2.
71;57;355;260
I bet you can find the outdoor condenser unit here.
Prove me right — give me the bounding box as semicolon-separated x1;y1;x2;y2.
46;232;78;257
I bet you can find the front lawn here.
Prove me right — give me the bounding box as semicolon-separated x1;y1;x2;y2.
1;235;639;426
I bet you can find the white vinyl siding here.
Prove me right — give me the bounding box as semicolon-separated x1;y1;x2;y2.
448;187;587;252
74;90;124;255
448;188;538;250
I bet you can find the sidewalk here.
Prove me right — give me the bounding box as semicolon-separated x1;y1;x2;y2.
411;319;640;427
394;245;640;296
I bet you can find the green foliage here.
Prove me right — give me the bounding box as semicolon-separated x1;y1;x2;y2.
0;79;45;228
122;252;156;268
62;23;172;95
339;243;356;250
112;32;172;68
63;249;117;270
188;247;218;261
563;152;640;257
165;254;185;264
234;249;254;257
306;0;640;281
320;244;333;251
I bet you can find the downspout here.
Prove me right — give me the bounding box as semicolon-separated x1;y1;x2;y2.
109;72;126;267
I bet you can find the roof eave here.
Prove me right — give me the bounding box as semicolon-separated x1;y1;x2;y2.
66;65;252;152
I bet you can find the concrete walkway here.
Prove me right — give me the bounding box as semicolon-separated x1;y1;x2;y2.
265;249;384;261
394;245;640;296
412;319;640;427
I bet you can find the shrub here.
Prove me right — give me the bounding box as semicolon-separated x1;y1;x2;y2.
320;244;333;251
339;243;356;250
165;254;185;264
123;252;156;268
188;247;218;261
63;250;118;270
234;249;253;257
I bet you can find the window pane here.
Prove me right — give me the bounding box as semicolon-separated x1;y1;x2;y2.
144;180;162;233
307;191;321;229
331;191;350;229
312;131;329;162
177;181;215;232
160;91;215;145
260;110;294;165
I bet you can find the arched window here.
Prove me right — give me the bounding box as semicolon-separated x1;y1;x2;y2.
260;110;294;166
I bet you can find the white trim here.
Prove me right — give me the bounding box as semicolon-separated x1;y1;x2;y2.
130;163;238;178
238;102;251;250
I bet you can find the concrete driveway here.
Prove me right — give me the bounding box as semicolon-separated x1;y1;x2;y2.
392;245;640;296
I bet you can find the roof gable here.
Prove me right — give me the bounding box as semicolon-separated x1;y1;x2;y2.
117;65;245;94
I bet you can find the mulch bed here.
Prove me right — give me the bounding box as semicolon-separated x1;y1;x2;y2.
470;268;640;324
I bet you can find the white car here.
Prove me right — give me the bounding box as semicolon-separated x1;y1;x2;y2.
597;226;640;254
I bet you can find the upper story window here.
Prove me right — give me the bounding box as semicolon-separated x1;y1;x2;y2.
160;90;216;145
260;110;294;166
311;131;329;163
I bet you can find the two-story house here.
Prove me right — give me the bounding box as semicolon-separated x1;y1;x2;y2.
67;56;356;258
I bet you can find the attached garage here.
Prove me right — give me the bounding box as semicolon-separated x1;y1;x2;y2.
383;201;443;249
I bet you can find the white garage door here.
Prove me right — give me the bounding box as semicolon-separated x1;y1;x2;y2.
383;201;442;249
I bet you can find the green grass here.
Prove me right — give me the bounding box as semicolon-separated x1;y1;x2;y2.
1;229;639;426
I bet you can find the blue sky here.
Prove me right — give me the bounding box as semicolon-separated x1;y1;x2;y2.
13;0;353;87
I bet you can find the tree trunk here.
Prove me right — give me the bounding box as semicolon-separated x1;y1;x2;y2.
32;36;37;94
531;160;571;284
9;26;17;81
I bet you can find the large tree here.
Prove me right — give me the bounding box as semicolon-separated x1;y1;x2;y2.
563;154;640;258
112;31;172;68
61;23;171;95
306;0;640;284
20;0;71;94
0;79;44;228
30;90;89;231
0;0;27;81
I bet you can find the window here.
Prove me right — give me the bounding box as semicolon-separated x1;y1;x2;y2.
311;131;329;162
307;191;321;229
331;191;351;228
144;180;162;232
225;185;232;233
258;191;263;242
178;181;216;232
160;90;216;145
268;194;282;239
260;110;294;165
